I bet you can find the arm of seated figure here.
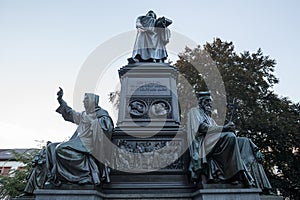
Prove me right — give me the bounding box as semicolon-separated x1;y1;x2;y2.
223;121;236;132
197;121;235;136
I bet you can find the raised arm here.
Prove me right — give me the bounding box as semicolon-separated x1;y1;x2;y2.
55;87;81;124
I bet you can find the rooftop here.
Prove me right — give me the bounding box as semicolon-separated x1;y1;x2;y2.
0;149;39;161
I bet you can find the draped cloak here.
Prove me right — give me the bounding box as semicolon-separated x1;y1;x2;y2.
238;137;272;190
132;15;171;61
46;97;114;185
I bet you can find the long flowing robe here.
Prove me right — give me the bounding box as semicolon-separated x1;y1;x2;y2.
238;137;272;190
46;99;114;185
187;107;252;185
132;15;171;61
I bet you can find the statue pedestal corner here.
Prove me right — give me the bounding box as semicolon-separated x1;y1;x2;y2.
192;188;262;200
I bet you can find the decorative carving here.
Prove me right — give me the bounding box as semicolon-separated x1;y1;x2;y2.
114;140;184;171
128;100;148;118
126;98;173;119
150;100;171;117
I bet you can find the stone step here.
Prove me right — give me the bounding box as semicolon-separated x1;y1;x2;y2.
192;188;262;200
32;188;283;200
260;195;283;200
34;189;193;200
13;189;284;200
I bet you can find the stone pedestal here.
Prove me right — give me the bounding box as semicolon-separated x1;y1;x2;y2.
108;63;192;194
117;63;180;128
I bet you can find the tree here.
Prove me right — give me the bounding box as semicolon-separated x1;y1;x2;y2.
175;38;300;199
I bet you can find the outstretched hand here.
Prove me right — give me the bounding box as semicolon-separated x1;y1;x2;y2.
57;87;63;103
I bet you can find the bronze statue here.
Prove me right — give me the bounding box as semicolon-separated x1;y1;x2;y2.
128;10;172;63
22;88;114;195
187;91;254;187
46;87;114;186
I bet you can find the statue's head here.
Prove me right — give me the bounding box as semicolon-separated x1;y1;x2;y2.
146;10;157;19
83;93;99;113
197;91;212;115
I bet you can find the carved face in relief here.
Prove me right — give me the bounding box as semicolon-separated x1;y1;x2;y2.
150;101;170;117
128;100;147;117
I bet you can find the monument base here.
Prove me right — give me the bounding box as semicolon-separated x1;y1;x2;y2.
32;187;284;200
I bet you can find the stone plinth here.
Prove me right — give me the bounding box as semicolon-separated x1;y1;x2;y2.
33;187;280;200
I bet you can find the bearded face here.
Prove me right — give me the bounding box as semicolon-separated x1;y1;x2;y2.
200;98;212;115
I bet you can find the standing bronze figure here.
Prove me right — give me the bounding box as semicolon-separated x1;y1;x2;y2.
129;10;172;63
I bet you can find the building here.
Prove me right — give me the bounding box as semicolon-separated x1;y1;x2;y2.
0;149;38;176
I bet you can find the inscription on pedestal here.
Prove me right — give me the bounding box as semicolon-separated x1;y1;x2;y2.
127;78;171;96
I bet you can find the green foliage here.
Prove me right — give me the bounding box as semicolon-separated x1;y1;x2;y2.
109;91;120;110
0;149;38;199
176;38;300;199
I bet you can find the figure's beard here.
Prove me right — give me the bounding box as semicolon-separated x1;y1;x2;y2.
201;105;212;116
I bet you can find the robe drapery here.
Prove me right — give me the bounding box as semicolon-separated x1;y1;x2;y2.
187;107;253;185
238;137;272;190
24;148;47;193
132;14;171;61
46;95;114;185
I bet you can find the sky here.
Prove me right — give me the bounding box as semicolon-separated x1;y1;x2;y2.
0;0;299;148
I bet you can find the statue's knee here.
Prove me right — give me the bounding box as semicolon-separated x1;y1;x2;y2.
55;144;64;154
223;132;236;138
224;132;238;143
